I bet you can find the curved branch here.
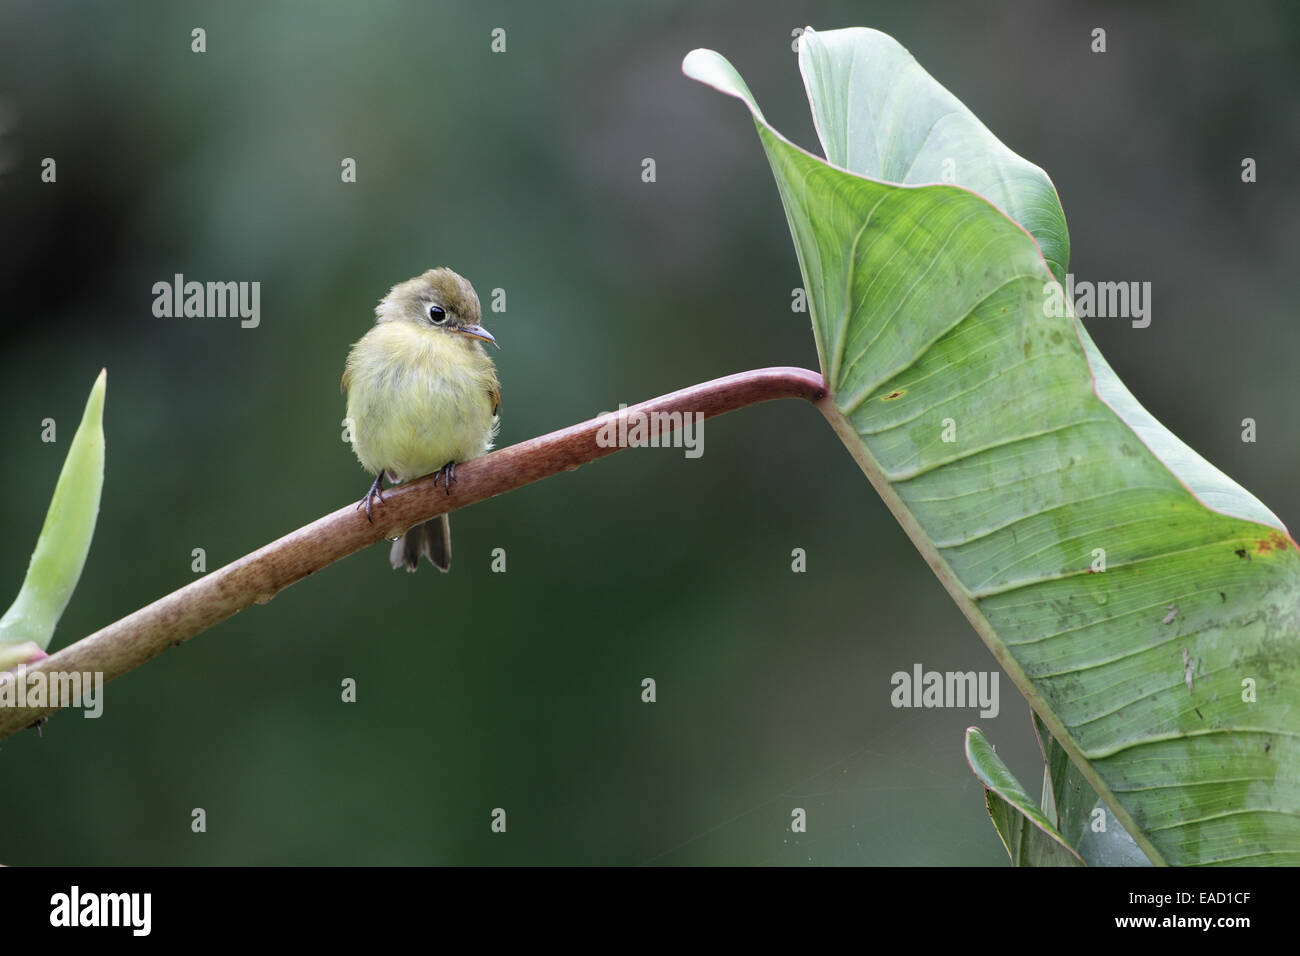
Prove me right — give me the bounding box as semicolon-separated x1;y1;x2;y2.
0;367;825;740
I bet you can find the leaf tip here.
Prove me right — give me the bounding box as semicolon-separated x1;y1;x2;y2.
80;368;107;433
682;48;765;122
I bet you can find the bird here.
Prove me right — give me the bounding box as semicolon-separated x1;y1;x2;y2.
342;267;500;571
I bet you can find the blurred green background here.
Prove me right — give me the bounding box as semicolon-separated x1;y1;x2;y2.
1;1;1296;865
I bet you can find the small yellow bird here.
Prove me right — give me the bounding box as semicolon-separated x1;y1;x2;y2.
342;268;500;572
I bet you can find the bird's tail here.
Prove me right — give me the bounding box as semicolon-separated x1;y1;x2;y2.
390;514;452;572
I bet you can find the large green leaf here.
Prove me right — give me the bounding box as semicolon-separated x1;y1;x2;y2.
685;27;1300;865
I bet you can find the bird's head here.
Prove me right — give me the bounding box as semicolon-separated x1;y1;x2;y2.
375;267;498;348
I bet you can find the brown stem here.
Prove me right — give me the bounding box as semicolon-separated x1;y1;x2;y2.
0;366;825;740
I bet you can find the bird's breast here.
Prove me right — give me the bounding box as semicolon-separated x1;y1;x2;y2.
345;323;498;481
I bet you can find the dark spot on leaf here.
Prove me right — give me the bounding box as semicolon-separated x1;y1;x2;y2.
1195;707;1204;720
1256;531;1288;555
1050;330;1064;344
882;389;905;401
1235;548;1249;560
1023;340;1032;358
1219;592;1227;602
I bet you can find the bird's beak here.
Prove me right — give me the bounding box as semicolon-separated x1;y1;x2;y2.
457;324;499;349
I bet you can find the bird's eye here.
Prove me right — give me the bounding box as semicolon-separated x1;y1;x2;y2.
429;305;446;324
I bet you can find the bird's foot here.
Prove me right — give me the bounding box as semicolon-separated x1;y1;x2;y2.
356;471;387;523
435;460;457;495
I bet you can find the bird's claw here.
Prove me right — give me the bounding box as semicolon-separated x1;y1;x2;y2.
436;461;457;495
357;472;386;523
